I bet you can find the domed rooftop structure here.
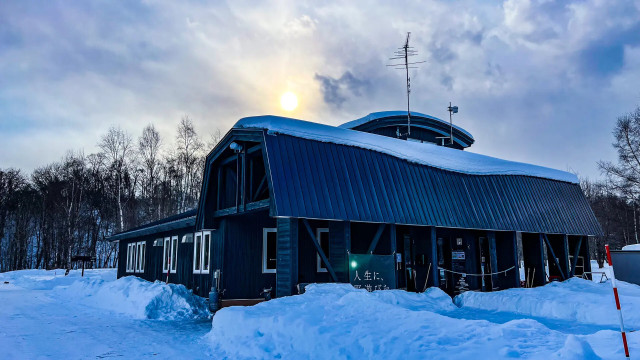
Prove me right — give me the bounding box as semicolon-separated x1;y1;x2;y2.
340;111;474;150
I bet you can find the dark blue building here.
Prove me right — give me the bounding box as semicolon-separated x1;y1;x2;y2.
108;111;601;304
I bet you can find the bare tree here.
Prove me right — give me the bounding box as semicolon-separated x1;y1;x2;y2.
176;116;204;211
207;128;224;150
138;124;162;219
99;127;134;232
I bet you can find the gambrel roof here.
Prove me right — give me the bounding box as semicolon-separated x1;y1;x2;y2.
234;116;601;235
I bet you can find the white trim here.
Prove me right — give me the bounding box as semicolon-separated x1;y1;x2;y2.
193;232;202;273
134;241;146;273
162;237;171;273
316;228;329;272
170;235;178;273
201;231;211;274
262;228;277;273
126;243;135;273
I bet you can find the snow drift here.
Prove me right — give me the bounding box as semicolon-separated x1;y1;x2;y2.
61;276;210;320
454;277;640;329
208;284;599;359
0;269;209;320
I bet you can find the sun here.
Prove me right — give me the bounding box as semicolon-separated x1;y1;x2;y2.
280;91;298;111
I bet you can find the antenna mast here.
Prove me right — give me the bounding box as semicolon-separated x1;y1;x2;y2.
388;32;425;137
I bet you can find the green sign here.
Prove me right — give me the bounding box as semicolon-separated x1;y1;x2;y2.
349;253;396;291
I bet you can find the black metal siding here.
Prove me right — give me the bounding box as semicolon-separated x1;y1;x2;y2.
264;134;602;236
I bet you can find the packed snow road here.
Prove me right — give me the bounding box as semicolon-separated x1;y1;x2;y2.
1;268;638;359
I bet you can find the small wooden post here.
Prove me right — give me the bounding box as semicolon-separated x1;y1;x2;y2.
488;231;499;290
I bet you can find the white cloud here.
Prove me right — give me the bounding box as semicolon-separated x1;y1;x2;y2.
0;0;639;179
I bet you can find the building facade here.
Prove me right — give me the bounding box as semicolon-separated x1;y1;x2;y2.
109;112;601;303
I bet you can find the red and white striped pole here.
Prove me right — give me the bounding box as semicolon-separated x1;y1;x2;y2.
606;244;630;358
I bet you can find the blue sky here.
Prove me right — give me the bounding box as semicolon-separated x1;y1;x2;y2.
1;0;639;180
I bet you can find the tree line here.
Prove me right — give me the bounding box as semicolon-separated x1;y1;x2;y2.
585;106;640;266
0;116;221;271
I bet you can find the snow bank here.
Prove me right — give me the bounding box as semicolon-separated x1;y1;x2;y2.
0;269;209;320
234;116;578;183
454;277;640;329
208;284;598;359
60;276;210;320
622;243;640;251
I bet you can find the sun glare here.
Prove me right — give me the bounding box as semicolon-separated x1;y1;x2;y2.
280;92;298;111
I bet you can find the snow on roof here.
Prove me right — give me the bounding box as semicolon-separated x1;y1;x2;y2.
339;111;475;140
234;115;579;184
622;244;640;251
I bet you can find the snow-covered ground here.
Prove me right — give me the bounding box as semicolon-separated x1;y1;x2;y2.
0;269;214;359
1;266;638;359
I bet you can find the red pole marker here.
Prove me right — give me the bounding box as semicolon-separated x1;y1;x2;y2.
606;244;630;358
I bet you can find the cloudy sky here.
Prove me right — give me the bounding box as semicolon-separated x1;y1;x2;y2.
1;0;639;179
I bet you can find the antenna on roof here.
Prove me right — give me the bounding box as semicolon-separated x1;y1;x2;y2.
387;32;425;138
447;102;458;145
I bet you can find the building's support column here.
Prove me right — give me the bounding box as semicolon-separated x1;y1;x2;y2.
329;221;350;283
403;231;414;291
488;231;499;290
390;224;397;288
276;218;298;298
512;231;521;288
429;226;438;289
562;234;571;279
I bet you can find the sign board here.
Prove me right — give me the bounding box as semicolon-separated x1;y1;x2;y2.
349;254;396;292
452;251;466;260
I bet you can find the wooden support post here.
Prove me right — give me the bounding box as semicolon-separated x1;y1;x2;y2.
276;218;298;298
569;236;583;278
562;234;570;279
488;231;499;290
390;224;397;288
329;221;350;282
542;234;566;280
302;219;338;282
429;226;438;288
513;232;521;288
367;224;386;254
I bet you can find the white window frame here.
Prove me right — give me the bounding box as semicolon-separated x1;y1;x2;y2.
193;231;211;274
262;228;277;274
316;228;329;273
134;241;146;273
163;237;171;273
126;242;135;273
163;236;178;274
170;235;178;273
202;231;211;274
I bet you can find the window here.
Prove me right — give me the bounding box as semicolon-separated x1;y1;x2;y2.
126;242;136;273
163;236;178;274
316;228;330;272
263;228;277;273
134;241;146;273
193;231;211;274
